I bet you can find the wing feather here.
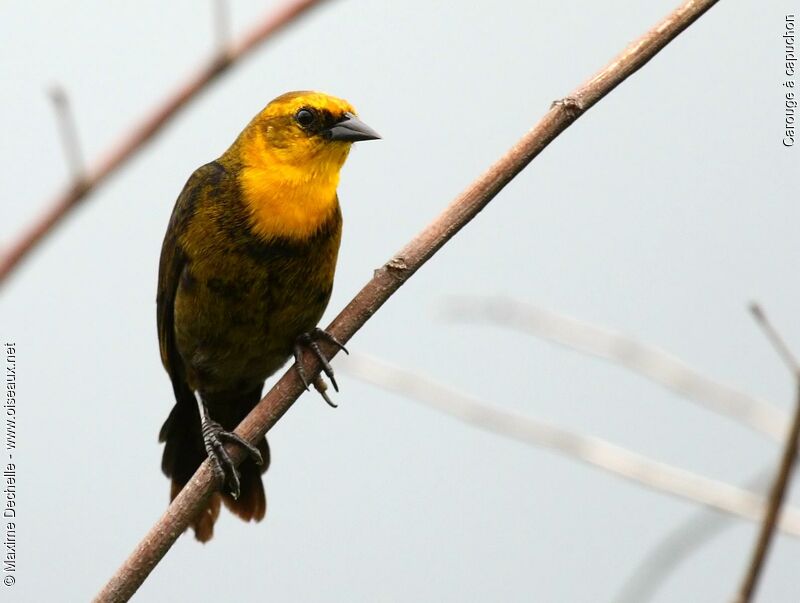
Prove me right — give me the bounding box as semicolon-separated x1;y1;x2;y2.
157;162;225;401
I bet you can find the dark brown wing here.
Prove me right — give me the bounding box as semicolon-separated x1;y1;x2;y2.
157;161;226;405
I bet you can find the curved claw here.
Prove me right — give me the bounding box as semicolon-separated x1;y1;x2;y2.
307;338;339;392
312;375;338;408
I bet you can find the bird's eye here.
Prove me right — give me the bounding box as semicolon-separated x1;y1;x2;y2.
294;108;316;128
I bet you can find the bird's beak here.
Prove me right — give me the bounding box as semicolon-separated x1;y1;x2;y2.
323;112;381;142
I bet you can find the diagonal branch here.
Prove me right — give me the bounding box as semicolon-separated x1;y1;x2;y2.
339;352;800;537
0;0;329;288
93;1;722;600
733;306;800;603
444;296;789;441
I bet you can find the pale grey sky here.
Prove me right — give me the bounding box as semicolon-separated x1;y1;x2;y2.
2;1;799;601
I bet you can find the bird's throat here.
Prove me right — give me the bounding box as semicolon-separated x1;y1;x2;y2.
239;163;341;242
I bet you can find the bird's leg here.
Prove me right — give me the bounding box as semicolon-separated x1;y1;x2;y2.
196;396;263;500
293;327;348;407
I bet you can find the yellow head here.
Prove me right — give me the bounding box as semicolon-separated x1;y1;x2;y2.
227;91;380;241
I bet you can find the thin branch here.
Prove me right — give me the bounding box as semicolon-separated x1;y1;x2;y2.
213;0;232;53
339;352;800;537
94;1;721;600
48;85;85;181
613;469;773;603
0;0;328;288
734;308;800;603
444;296;788;442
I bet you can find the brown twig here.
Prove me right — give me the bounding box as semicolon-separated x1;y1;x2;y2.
733;305;800;603
339;352;800;535
444;296;788;441
0;0;328;288
93;1;721;600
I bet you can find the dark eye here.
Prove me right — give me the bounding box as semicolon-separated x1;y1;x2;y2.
294;108;316;128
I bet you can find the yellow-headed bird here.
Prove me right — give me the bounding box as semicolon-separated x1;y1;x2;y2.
157;91;379;542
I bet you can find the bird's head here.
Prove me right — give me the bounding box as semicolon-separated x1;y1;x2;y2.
234;90;380;177
229;91;379;241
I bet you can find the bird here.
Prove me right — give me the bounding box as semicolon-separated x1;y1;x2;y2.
156;90;380;542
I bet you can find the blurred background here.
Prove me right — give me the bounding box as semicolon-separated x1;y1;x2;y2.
1;1;799;601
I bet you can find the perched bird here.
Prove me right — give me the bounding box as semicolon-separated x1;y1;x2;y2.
156;91;379;542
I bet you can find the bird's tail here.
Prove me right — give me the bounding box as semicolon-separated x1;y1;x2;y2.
159;386;270;542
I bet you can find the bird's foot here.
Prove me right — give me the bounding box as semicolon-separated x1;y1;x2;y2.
293;327;348;407
201;419;263;499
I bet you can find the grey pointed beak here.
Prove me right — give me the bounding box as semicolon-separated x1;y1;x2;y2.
323;112;381;142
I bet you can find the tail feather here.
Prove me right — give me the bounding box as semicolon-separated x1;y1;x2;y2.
159;398;203;481
160;386;269;542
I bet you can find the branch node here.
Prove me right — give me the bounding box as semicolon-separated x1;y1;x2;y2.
386;257;408;271
374;257;408;280
209;53;234;78
550;95;585;118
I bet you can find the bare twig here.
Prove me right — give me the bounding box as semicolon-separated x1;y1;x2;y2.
48;85;85;181
445;296;788;441
734;306;800;603
213;0;232;53
613;469;773;603
94;1;721;600
339;353;800;537
749;303;800;376
0;0;328;288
